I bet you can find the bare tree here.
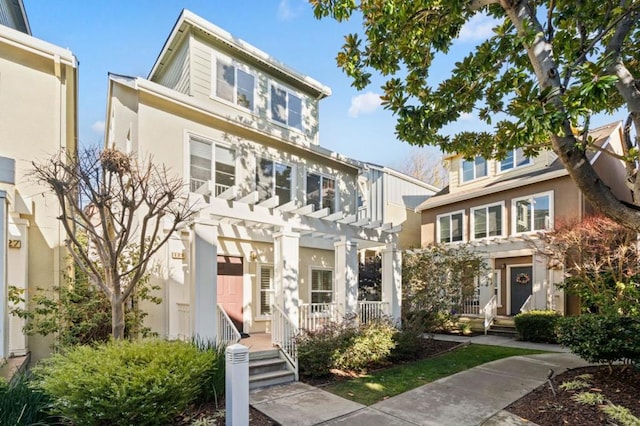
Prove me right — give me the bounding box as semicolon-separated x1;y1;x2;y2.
32;148;196;339
396;148;449;188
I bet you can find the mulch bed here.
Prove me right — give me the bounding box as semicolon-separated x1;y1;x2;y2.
506;365;640;425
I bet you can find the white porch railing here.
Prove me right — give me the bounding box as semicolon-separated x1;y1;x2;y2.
271;304;299;380
519;295;533;313
216;304;241;347
299;302;341;331
483;295;497;335
460;297;481;316
357;301;389;324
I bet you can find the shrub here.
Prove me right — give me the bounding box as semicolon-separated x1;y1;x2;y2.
0;372;54;425
31;339;220;425
297;318;399;378
390;315;426;361
556;314;640;368
514;310;561;343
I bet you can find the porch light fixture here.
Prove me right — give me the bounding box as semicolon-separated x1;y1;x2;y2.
249;251;257;262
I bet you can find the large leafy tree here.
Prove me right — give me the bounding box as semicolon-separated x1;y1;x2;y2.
312;0;640;230
32;148;196;339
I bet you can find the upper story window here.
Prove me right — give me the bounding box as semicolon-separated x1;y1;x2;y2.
500;148;531;172
256;158;293;204
270;83;303;131
214;57;255;110
189;137;236;197
311;269;333;304
471;203;503;240
461;156;487;183
437;211;464;243
512;191;553;234
306;173;336;213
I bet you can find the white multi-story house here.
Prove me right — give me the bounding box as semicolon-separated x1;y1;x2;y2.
417;122;631;329
105;10;435;382
0;0;78;367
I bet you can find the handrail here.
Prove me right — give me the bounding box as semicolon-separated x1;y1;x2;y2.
483;295;497;335
357;301;389;324
519;294;533;314
216;304;241;347
271;304;299;380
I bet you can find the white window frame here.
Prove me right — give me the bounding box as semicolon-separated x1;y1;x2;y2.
309;267;334;305
436;210;465;244
268;81;304;132
511;190;554;235
493;269;502;307
305;171;338;214
255;156;296;204
470;202;504;240
187;134;236;197
499;148;532;173
460;156;488;183
211;54;256;112
256;264;274;320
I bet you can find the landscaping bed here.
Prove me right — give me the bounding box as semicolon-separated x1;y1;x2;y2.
507;365;640;425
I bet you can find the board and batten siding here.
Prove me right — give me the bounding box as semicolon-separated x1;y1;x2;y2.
155;37;190;95
385;173;432;210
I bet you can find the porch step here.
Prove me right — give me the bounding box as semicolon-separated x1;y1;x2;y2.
487;323;518;338
249;349;295;390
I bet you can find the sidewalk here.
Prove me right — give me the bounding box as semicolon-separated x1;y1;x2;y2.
250;337;587;425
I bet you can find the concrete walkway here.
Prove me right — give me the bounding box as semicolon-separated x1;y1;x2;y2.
250;336;588;425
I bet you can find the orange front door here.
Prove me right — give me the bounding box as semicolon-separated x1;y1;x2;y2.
217;255;244;332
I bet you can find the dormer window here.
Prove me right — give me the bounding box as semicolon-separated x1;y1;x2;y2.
214;57;255;111
461;156;487;183
500;148;531;172
270;83;303;131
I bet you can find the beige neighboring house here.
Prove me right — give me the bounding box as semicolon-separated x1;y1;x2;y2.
0;0;78;364
417;122;630;325
104;8;435;372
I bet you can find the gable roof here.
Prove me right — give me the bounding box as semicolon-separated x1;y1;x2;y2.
416;121;622;211
0;0;30;34
148;9;331;99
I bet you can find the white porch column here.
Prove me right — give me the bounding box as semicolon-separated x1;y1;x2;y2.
274;229;300;327
334;236;359;316
382;243;402;324
8;217;28;356
192;222;218;341
0;191;7;360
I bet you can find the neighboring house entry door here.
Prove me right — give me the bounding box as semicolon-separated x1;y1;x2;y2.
217;256;244;333
510;265;533;315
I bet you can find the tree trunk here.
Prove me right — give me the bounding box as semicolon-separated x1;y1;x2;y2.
112;295;126;340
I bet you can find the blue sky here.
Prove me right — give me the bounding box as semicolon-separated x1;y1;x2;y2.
21;1;619;171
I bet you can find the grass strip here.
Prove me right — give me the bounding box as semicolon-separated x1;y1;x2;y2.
324;344;549;406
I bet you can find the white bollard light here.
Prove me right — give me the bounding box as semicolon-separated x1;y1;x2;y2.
226;343;249;426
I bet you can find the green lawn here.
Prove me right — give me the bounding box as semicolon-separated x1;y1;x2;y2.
323;344;549;405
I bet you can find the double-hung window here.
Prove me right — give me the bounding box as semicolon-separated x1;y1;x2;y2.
214;57;255;110
189;137;236;197
512;191;553;233
471;203;503;239
461;156;488;183
306;173;336;213
500;148;531;172
258;265;274;317
270;84;303;131
437;211;464;243
311;269;333;304
256;158;293;204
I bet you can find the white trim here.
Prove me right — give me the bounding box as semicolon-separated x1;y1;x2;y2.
498;148;533;174
470;201;505;241
305;170;339;213
459;156;488;184
268;81;305;133
308;266;334;304
435;209;465;244
210;52;257;113
186;132;237;198
506;263;533;315
0;24;76;67
511;190;554;235
255;263;274;320
493;269;502;308
255;155;297;205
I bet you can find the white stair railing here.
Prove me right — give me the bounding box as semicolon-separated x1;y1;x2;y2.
216;304;241;347
299;302;340;331
483;295;497;335
357;301;389;324
519;295;533;313
271;304;299;380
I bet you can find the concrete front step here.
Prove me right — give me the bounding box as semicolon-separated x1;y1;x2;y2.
250;357;288;376
249;369;296;389
249;349;295;390
487;327;518;337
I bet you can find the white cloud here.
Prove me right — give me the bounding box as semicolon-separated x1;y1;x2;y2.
277;0;296;21
91;120;105;133
459;112;473;121
348;92;382;118
458;13;499;42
